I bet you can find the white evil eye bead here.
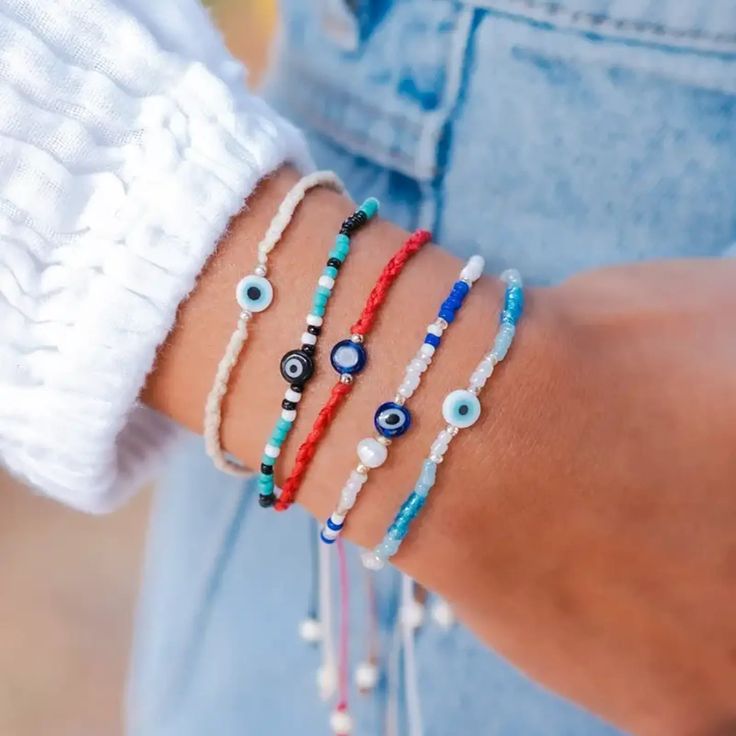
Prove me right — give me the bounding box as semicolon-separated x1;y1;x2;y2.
374;401;412;438
330;339;367;375
236;274;273;312
442;389;481;429
280;349;314;385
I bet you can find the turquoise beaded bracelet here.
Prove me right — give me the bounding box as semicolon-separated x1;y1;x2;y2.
257;198;380;506
361;268;524;569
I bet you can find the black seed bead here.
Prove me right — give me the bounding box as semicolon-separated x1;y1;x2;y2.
281;399;297;411
290;384;303;394
326;258;342;270
302;344;315;355
258;493;276;508
260;463;274;475
307;325;321;336
339;209;367;234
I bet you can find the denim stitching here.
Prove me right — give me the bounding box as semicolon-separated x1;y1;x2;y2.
478;0;736;46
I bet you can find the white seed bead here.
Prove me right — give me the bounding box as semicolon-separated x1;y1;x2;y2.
299;617;322;643
254;264;267;277
403;372;421;390
400;600;425;630
318;275;335;290
264;444;281;458
419;343;435;359
354;661;379;691
469;373;486;390
460;254;485;283
285;388;302;403
431;599;456;629
301;331;317;346
281;409;297;421
435;317;448;330
351;469;368;484
500;267;522;287
397;384;414;399
331;512;346;525
426;322;443;337
357;437;388;468
409;358;427;373
257;251;268;265
476;357;494;378
361;551;385;571
306;314;323;327
330;708;353;735
430;438;449;458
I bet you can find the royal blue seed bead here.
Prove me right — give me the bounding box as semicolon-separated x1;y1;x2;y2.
424;333;441;348
451;281;470;299
326;517;344;531
438;308;456;323
320;530;336;544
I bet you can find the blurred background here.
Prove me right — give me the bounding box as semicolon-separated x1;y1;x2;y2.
0;1;274;733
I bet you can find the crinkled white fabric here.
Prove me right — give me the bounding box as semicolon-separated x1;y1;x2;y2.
0;0;311;512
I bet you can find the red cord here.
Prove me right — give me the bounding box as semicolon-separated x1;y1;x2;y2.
275;229;431;511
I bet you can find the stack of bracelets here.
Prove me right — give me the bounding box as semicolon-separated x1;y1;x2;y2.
204;171;524;736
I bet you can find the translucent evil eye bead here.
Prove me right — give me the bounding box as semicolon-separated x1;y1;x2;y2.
235;274;273;313
280;349;314;385
374;401;412;438
442;389;481;429
330;339;367;375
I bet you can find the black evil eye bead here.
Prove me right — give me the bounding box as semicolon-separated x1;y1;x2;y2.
330;339;367;375
442;389;481;429
280;349;314;385
374;401;412;438
236;274;273;313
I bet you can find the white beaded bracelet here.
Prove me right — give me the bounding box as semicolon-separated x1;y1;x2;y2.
203;171;345;475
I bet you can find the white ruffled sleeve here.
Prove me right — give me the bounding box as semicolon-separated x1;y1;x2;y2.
0;0;312;511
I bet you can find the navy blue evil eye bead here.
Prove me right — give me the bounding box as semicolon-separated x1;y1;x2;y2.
330;339;367;375
280;349;314;385
442;389;481;428
235;274;273;312
374;401;412;438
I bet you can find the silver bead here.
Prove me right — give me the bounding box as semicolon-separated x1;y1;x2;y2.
392;395;405;406
350;333;364;343
340;373;354;384
429;453;444;464
435;317;448;330
376;435;392;446
254;264;267;277
447;425;459;436
239;310;252;322
356;464;369;475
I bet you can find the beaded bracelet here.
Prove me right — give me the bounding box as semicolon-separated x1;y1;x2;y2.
361;268;524;570
320;254;486;543
274;229;432;512
257;197;380;507
204;171;345;475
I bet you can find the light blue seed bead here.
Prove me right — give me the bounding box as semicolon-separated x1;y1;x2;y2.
420;460;437;487
324;266;338;279
359;197;380;219
492;325;516;361
378;538;400;558
414;483;430;498
388;524;408;540
500;268;522;287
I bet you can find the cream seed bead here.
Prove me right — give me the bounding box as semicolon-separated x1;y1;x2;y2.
318;275;335;289
426;323;443;337
460;254;485;283
264;444;281;458
306;314;323;327
281;409;297;421
397;384;413;399
301;331;317;346
285;388;302;403
357;437;388;468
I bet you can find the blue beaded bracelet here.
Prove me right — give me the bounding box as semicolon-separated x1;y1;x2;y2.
361;268;524;569
320;254;486;543
257;198;380;507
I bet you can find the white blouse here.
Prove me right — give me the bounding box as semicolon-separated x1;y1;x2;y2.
0;0;310;511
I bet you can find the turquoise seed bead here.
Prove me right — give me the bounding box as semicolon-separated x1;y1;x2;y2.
261;454;275;467
277;417;292;432
316;285;332;299
324;266;338;279
312;303;326;318
335;233;350;248
359;197;379;219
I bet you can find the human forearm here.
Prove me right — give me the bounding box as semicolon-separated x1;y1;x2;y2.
143;167;736;736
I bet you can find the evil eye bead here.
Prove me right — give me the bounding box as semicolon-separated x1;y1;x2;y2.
280;349;314;385
374;401;412;438
330;339;367;375
236;274;273;313
442;389;481;429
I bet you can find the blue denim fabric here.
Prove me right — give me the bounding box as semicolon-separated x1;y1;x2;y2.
127;2;736;734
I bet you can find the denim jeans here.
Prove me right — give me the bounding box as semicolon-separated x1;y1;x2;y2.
127;1;736;733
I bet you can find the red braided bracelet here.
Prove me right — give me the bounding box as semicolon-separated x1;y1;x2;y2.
275;229;431;511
